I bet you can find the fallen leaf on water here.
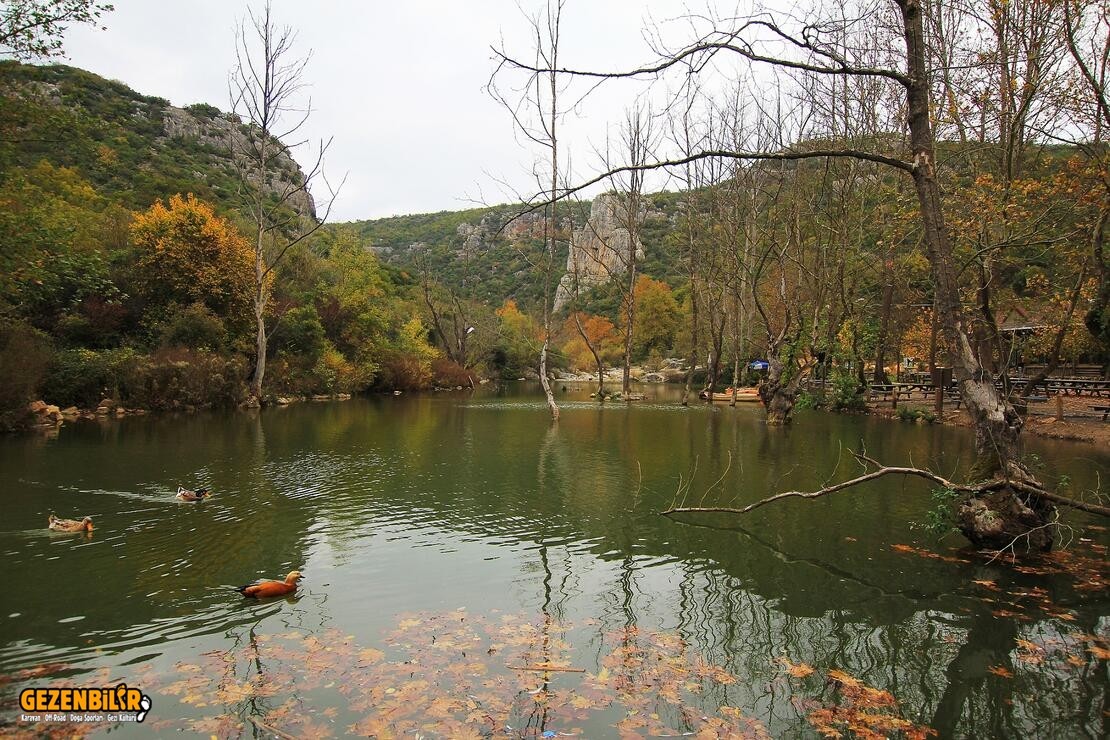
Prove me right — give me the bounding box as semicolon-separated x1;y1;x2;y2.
807;667;934;739
357;647;384;663
777;657;815;679
988;665;1014;678
992;609;1025;618
1088;645;1110;660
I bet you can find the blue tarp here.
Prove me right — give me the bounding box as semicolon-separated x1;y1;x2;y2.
749;360;769;370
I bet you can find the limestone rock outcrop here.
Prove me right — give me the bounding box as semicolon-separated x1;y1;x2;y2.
161;107;316;220
554;194;644;311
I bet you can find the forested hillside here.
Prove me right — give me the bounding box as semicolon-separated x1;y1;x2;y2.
347;142;1105;395
1;49;1107;435
0;63;544;428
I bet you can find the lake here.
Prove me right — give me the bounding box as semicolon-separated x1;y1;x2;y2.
1;384;1107;738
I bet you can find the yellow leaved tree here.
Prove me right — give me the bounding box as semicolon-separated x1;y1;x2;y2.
131;194;254;337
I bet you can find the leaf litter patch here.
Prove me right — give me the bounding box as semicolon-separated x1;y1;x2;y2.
2;609;949;738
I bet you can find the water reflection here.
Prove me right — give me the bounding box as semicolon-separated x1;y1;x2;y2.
0;387;1106;737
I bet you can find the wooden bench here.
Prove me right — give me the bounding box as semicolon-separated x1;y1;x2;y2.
1093;405;1110;422
869;384;894;401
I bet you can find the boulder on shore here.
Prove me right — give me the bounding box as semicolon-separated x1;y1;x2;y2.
26;400;63;426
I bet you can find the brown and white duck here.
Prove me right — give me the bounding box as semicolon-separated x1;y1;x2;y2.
48;514;94;532
176;486;211;501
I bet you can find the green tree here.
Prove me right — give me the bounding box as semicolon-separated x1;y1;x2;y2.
1;0;112;60
0;161;116;329
631;275;680;359
493;299;539;377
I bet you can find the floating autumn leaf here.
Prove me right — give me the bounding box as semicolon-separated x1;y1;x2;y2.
988;665;1014;678
1014;638;1045;665
889;543;971;564
971;579;998;590
3;662;72;682
1088;644;1110;660
992;609;1027;619
778;656;816;678
357;647;384;663
808;667;935;739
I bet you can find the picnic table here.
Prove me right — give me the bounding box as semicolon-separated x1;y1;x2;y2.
868;382;937;400
1007;377;1110;397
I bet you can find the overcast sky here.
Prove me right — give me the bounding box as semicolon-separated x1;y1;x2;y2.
60;0;728;222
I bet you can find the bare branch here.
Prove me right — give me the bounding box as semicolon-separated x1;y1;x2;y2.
661;451;1110;519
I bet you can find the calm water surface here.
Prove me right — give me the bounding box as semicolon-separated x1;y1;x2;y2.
1;384;1107;738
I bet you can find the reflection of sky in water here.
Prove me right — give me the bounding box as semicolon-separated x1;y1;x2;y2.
0;388;1106;737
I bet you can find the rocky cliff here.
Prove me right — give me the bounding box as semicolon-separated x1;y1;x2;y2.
0;62;315;220
160;106;315;220
553;193;644;311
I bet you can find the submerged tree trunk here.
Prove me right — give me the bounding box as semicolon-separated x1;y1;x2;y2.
573;311;605;397
759;354;805;425
681;277;699;407
899;0;1052;550
622;270;635;396
539;336;559;421
729;294;742;407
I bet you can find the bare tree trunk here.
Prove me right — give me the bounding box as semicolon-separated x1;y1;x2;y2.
567;203;606;398
729;293;742;407
898;0;1052;550
233;2;337;403
759;342;806;425
622;270;635;395
873;270;894;384
682;285;698;407
249;115;269;402
250;252;266;399
572;311;605;397
704;307;725;396
928;294;939;375
680;204;699;407
539;1;563;422
539;336;558;419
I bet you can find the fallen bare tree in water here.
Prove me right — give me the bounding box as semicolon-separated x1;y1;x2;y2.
662;450;1110;554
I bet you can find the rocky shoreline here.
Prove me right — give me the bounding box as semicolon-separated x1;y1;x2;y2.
21;392;359;431
18;381;1107;448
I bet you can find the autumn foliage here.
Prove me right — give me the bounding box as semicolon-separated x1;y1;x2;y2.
131;194;255;335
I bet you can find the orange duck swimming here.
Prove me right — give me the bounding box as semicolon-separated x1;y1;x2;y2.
176;486;211;501
48;514;93;532
235;571;303;598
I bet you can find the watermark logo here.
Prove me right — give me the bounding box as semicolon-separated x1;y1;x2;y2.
19;683;152;724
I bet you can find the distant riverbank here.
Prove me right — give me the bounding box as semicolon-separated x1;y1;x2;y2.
15;376;1110;450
